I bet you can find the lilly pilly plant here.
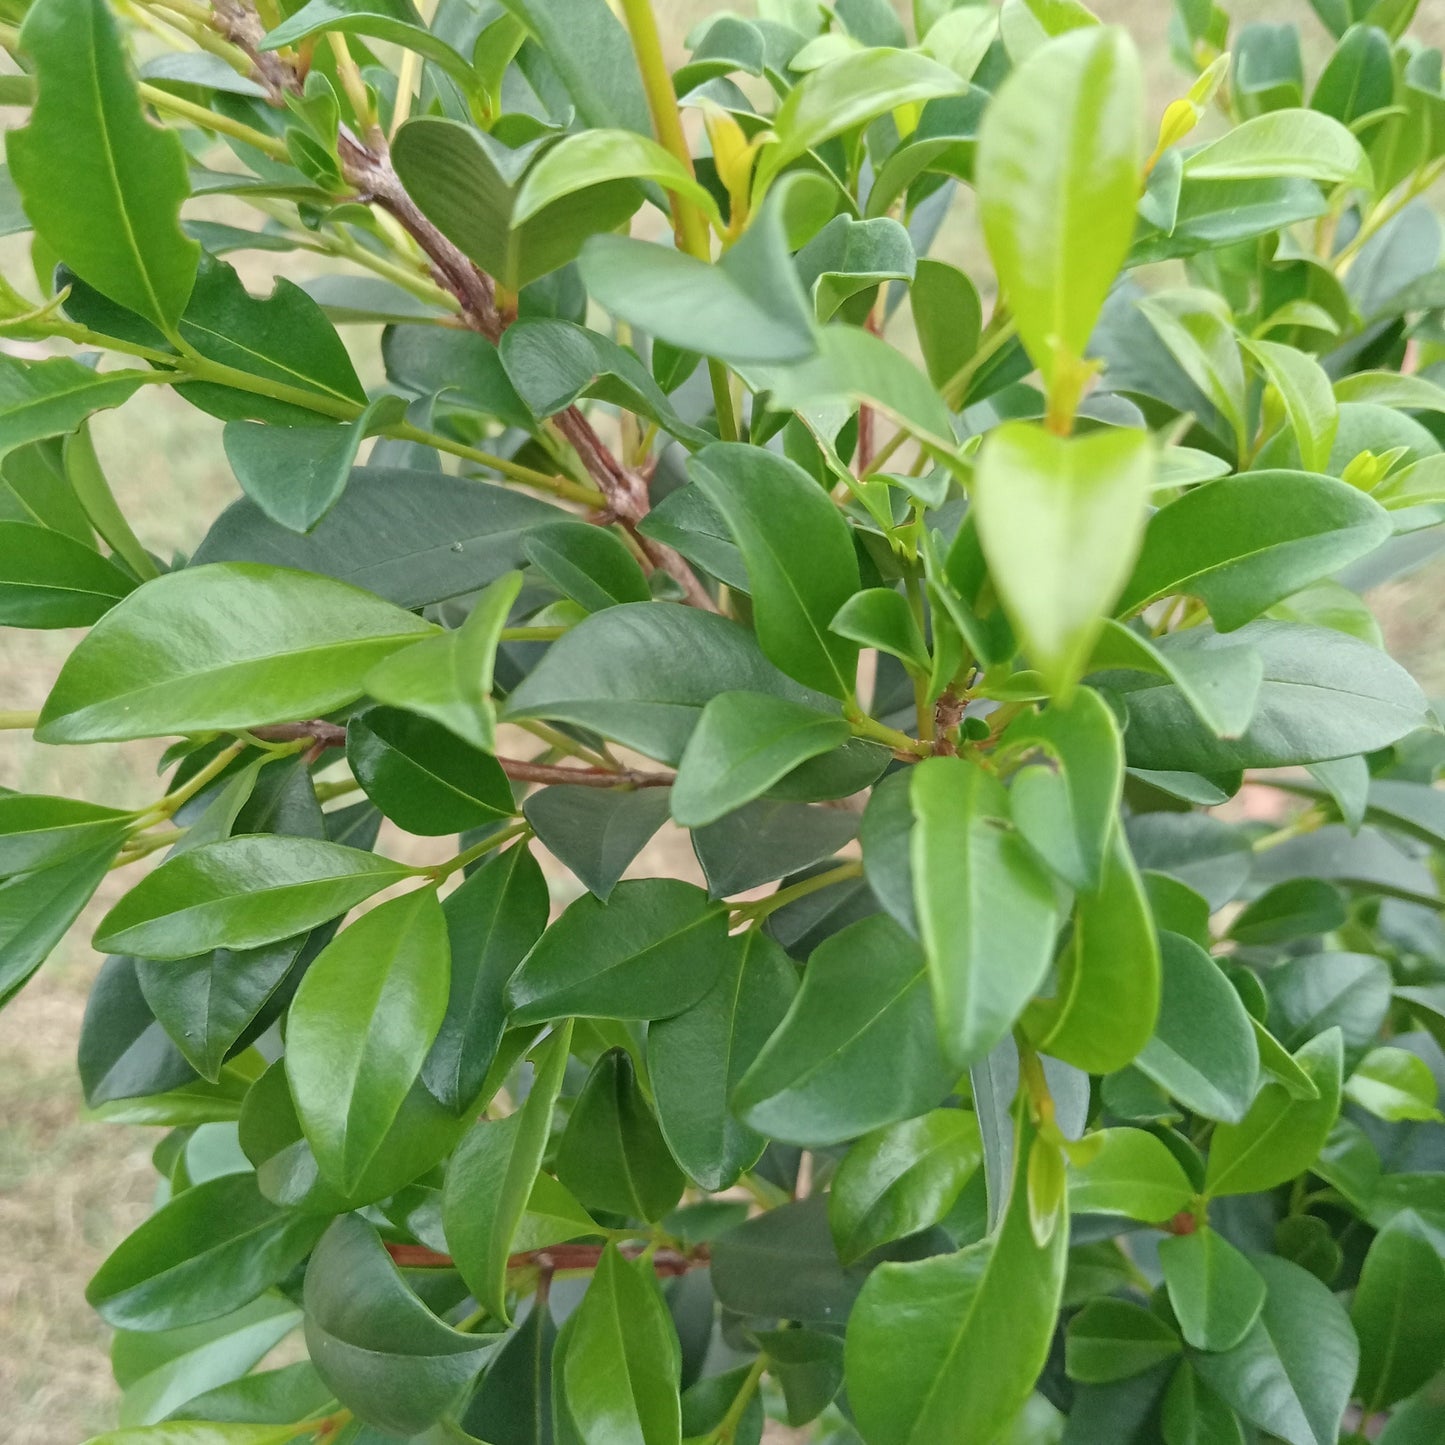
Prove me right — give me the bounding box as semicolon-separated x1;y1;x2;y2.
7;0;1445;1438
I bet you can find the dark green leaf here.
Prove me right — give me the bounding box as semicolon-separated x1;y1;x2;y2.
523;786;670;902
1351;1211;1445;1410
1066;1298;1182;1383
0;519;137;626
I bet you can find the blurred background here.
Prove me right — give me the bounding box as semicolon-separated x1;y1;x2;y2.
1;1;1443;1439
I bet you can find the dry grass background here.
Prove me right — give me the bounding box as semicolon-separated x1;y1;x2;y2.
1;1;1443;1439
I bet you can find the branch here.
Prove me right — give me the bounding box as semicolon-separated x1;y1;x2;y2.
385;1240;709;1276
207;0;719;612
247;722;675;788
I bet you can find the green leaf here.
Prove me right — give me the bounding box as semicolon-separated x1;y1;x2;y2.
795;214;916;322
504;878;731;1024
221;399;399;536
1117;471;1390;631
556;1048;683;1222
733;914;957;1147
391;119;642;293
503;602;833;765
1025;827;1160;1073
558;1246;681;1445
86;1173;328;1332
1266;951;1391;1051
579;182;817;366
303;1215;490;1436
976;28;1142;389
692;798;859;898
1117;621;1430;772
973;422;1154;698
1185;107;1372;187
845;1116;1068;1445
909;755;1059;1069
495;0;650;133
441;1021;571;1322
261;0;479;94
37;563;434;744
93;836;409;960
0;520;137;627
0;792;131;877
1136;932;1260;1123
1242;340;1339;474
365;571;523;753
649;929;798;1191
513;128;720;226
82;1425;309;1445
1194;1254;1358;1445
523;521;651;613
423;844;548;1113
752;1328;844;1427
1162;1363;1246;1445
1159;1227;1268;1353
8;0;198;329
1346;1045;1443;1122
686;443;860;698
829;1109;983;1265
1067;1126;1195;1222
911;258;982;391
1066;1298;1182;1383
831;588;930;674
522;786;670;902
1351;1212;1445;1411
0;356;150;465
347;706;514;836
1138;290;1249;458
1204;1029;1343;1197
758;47;964;190
287;889;448;1190
671;692;851;827
1228;878;1347;945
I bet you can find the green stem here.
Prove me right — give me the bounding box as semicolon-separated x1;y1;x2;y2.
707;1354;768;1444
424;820;531;880
139;80;294;161
1334;159;1445;275
731;861;864;923
847;708;928;756
500;625;568;642
1251;806;1327;853
616;0;738;445
0;710;39;730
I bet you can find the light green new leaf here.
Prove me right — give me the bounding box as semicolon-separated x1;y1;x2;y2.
976;27;1143;387
1067;1126;1195;1222
36;563;435;743
1243;338;1339;473
285;889;448;1190
82;1426;308;1445
1204;1028;1344;1197
0;356;151;465
689;442;860;699
365;571;522;753
909;755;1059;1069
560;1246;682;1445
1186;107;1372;188
972;421;1154;699
513;129;720;225
757;47;966;191
8;0;198;330
671;692;851;828
845;1115;1068;1445
441;1021;571;1323
1346;1046;1444;1122
93;836;409;960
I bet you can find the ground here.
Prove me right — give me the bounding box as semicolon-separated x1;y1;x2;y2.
1;1;1443;1440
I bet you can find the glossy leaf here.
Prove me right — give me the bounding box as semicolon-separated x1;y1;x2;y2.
1159;1227;1267;1353
1351;1212;1445;1410
1068;1126;1195;1222
37;564;434;744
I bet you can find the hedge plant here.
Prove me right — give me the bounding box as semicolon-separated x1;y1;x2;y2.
4;0;1445;1439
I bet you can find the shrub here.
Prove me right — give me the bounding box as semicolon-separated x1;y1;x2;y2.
2;0;1445;1439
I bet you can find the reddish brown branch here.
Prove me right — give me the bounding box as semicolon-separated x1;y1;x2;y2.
248;722;674;788
385;1240;708;1276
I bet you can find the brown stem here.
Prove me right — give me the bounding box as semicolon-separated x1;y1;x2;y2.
385;1240;708;1276
247;722;674;788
